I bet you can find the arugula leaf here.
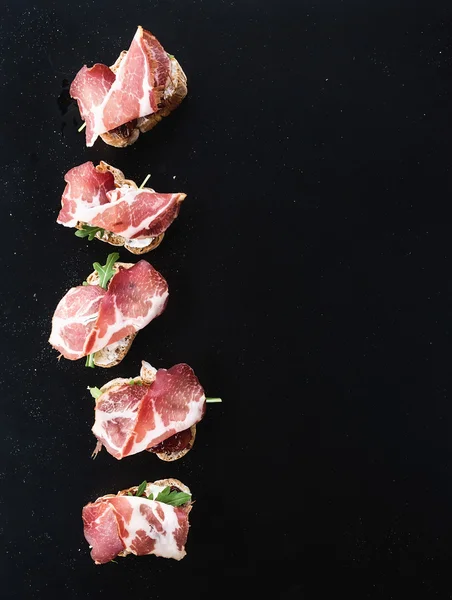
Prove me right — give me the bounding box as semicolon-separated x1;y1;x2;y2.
135;480;147;497
88;386;102;399
93;252;120;290
128;483;191;506
154;486;191;507
75;224;105;241
84;253;119;369
85;354;95;368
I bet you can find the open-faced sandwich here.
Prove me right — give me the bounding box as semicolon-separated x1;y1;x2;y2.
83;479;192;564
57;161;186;255
90;360;222;461
48;253;168;368
71;26;187;147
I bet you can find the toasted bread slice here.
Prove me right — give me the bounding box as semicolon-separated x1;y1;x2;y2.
75;162;166;255
92;334;137;368
100;54;187;148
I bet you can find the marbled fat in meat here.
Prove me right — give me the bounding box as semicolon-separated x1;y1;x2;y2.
92;363;205;459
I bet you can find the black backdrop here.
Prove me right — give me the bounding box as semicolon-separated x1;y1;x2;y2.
1;0;452;597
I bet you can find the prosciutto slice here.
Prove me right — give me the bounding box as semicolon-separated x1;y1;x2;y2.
71;26;171;146
48;285;106;361
70;65;116;146
83;481;191;564
49;261;168;360
57;162;115;226
92;361;206;459
57;161;185;240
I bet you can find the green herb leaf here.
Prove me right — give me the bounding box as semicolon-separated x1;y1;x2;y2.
85;354;95;368
75;224;105;241
93;252;120;290
88;386;102;399
206;397;222;403
128;379;143;386
128;483;191;506
154;486;191;507
135;480;147;497
82;281;89;286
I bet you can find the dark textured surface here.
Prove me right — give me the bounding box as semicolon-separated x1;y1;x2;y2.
1;0;452;597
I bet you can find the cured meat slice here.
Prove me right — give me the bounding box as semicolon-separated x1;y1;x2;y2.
84;261;168;355
82;480;192;564
101;27;170;131
70;27;171;147
92;362;205;459
49;285;106;360
83;501;125;564
70;64;116;147
57;161;185;241
49;260;168;362
81;188;184;240
57;162;115;227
